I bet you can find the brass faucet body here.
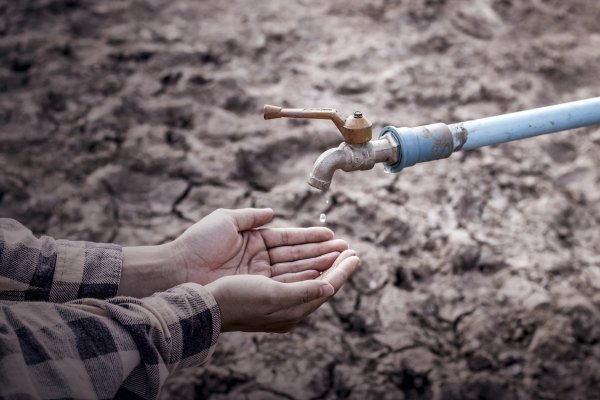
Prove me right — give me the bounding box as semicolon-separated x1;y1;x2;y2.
263;104;398;191
307;136;399;191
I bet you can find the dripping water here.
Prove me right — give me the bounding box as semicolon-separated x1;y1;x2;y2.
319;194;331;224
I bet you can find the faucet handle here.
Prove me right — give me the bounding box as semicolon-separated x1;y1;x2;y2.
263;105;345;127
263;104;372;144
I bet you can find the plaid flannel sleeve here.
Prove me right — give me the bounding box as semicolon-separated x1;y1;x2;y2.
0;218;122;302
0;282;221;400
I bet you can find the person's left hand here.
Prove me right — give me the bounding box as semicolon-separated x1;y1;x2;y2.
170;208;349;285
206;248;360;333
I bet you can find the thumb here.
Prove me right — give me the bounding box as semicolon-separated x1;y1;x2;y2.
224;208;274;231
279;280;334;307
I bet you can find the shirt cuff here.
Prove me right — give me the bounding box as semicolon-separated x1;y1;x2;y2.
154;283;221;371
49;239;122;302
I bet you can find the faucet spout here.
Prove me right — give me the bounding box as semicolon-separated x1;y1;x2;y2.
308;147;347;191
308;134;399;191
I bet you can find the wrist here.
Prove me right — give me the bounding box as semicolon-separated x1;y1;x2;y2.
205;279;232;333
119;242;186;297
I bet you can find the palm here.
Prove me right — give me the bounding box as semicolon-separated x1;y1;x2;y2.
173;208;348;285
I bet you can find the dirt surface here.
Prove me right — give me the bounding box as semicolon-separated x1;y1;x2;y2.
2;0;600;399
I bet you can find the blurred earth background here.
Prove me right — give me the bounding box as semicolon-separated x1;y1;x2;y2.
1;0;600;399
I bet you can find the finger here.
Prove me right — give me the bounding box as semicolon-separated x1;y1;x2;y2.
290;256;361;318
260;227;334;248
268;239;348;264
326;249;357;271
222;208;274;231
272;270;320;283
320;256;360;292
270;251;340;276
317;249;357;280
275;280;334;308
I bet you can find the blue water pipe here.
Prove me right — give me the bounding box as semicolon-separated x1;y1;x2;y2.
380;97;600;173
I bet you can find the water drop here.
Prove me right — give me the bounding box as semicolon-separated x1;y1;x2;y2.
319;213;327;223
384;168;391;174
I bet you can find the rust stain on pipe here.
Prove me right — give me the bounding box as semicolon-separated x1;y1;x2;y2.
425;125;454;159
453;123;469;151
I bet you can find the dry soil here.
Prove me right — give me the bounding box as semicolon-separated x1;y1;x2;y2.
1;1;600;399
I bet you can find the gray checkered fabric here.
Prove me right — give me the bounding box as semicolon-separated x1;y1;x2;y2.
0;219;221;399
0;218;122;302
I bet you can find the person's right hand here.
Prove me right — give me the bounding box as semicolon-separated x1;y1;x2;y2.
119;208;348;298
206;250;360;333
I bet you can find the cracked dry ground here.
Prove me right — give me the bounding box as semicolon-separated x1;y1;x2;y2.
2;1;600;399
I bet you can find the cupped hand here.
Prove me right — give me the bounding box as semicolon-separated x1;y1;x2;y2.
170;208;349;285
206;249;360;333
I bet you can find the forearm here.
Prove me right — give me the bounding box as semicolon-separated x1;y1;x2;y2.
119;243;186;297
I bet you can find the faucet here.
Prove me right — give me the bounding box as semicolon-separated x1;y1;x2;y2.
263;105;399;191
264;97;600;191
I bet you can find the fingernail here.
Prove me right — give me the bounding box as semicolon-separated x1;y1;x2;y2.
320;284;334;297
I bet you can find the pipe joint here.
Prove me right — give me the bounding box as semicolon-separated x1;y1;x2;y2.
379;123;454;173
